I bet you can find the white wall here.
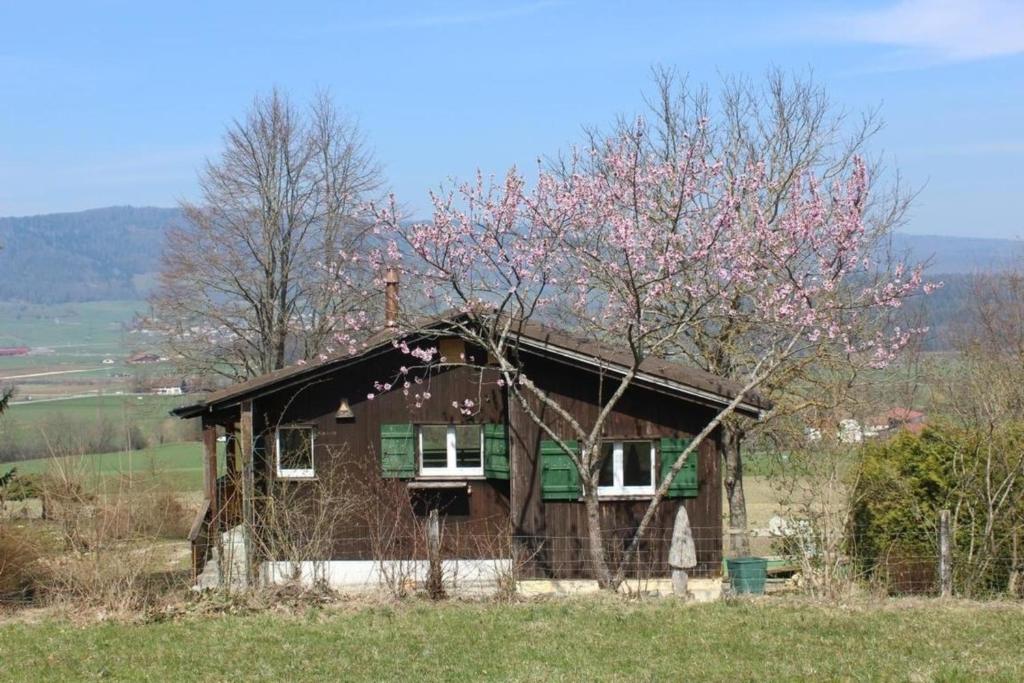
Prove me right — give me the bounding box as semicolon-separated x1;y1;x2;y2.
261;558;512;590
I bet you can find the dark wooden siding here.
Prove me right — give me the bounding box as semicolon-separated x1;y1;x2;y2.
248;349;510;561
509;352;723;578
231;343;723;577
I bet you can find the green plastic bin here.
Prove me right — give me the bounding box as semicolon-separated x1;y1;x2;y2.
726;557;768;595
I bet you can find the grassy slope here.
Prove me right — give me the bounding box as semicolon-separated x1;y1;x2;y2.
1;394;197;465
4;394;189;432
2;600;1023;681
0;300;178;400
5;442;209;492
0;300;140;349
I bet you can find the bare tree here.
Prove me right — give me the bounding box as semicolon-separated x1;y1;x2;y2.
943;268;1024;594
152;89;384;380
586;68;921;553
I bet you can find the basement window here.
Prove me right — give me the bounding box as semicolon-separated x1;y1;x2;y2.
418;424;483;477
598;440;655;496
276;426;315;479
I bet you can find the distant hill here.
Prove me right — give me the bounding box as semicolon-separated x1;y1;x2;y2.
0;205;1020;318
891;233;1022;274
0;206;181;303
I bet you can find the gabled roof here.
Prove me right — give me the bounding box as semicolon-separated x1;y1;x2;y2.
171;314;771;419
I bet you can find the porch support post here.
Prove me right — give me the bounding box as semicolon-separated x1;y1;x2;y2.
225;423;238;479
202;419;218;521
239;400;256;587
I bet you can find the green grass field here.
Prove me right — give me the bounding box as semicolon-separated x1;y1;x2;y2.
0;300;141;350
3;442;212;492
0;393;198;463
4;394;190;432
1;600;1022;681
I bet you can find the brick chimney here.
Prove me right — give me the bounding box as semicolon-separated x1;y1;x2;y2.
384;267;399;327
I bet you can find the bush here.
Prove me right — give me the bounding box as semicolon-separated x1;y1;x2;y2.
1;471;43;502
851;425;1024;596
131;490;191;539
0;525;40;605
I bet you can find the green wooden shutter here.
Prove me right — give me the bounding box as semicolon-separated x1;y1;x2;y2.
540;439;581;500
660;437;698;497
483;424;509;480
381;423;416;478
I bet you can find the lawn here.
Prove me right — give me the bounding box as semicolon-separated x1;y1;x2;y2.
1;600;1021;681
4;441;212;492
3;394;191;433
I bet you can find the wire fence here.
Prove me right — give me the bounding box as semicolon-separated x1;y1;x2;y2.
4;510;1024;605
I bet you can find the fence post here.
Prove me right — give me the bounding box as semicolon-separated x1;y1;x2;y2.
426;509;446;599
939;508;952;598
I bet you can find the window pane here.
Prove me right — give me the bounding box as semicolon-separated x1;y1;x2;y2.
622;441;652;487
454;424;481;469
420;425;447;469
598;442;615;487
279;428;313;471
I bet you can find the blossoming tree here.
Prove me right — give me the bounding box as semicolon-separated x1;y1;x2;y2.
366;120;926;589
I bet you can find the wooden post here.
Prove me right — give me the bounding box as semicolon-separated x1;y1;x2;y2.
426;509;445;599
225;424;238;478
939;508;952;598
240;400;256;588
202;422;218;522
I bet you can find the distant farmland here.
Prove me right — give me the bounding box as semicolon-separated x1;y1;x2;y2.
0;299;177;400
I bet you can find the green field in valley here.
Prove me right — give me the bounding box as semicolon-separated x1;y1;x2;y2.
3;441;214;493
1;600;1022;681
0;300;141;350
0;300;179;401
0;393;199;464
2;393;191;435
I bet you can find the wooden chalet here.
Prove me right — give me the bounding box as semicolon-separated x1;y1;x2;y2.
174;308;769;589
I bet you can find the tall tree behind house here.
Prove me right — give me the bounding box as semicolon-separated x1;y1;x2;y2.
151;89;385;381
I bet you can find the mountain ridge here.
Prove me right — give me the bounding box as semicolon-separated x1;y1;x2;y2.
0;206;1020;304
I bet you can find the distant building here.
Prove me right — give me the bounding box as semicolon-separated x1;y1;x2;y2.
0;346;30;357
869;408;927;436
154;386;184;396
838;418;864;444
127;352;161;365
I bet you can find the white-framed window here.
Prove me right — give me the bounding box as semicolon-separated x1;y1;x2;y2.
418;424;483;477
598;440;655;496
276;426;315;479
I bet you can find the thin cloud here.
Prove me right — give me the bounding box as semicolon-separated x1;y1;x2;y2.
817;0;1024;64
342;1;564;32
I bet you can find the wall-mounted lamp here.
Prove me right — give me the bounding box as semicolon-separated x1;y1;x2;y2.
335;397;354;420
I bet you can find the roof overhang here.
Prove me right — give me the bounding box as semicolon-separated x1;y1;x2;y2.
171;318;771;421
514;336;767;419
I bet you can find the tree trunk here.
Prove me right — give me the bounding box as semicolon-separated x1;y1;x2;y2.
582;485;615;588
722;423;750;555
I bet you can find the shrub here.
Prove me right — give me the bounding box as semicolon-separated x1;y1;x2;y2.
0;525;40;605
851;424;1024;596
1;471;43;502
131;490;191;539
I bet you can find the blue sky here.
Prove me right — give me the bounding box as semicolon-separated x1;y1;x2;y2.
0;0;1021;237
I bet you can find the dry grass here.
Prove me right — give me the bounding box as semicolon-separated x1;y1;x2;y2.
0;455;195;614
0;524;41;604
